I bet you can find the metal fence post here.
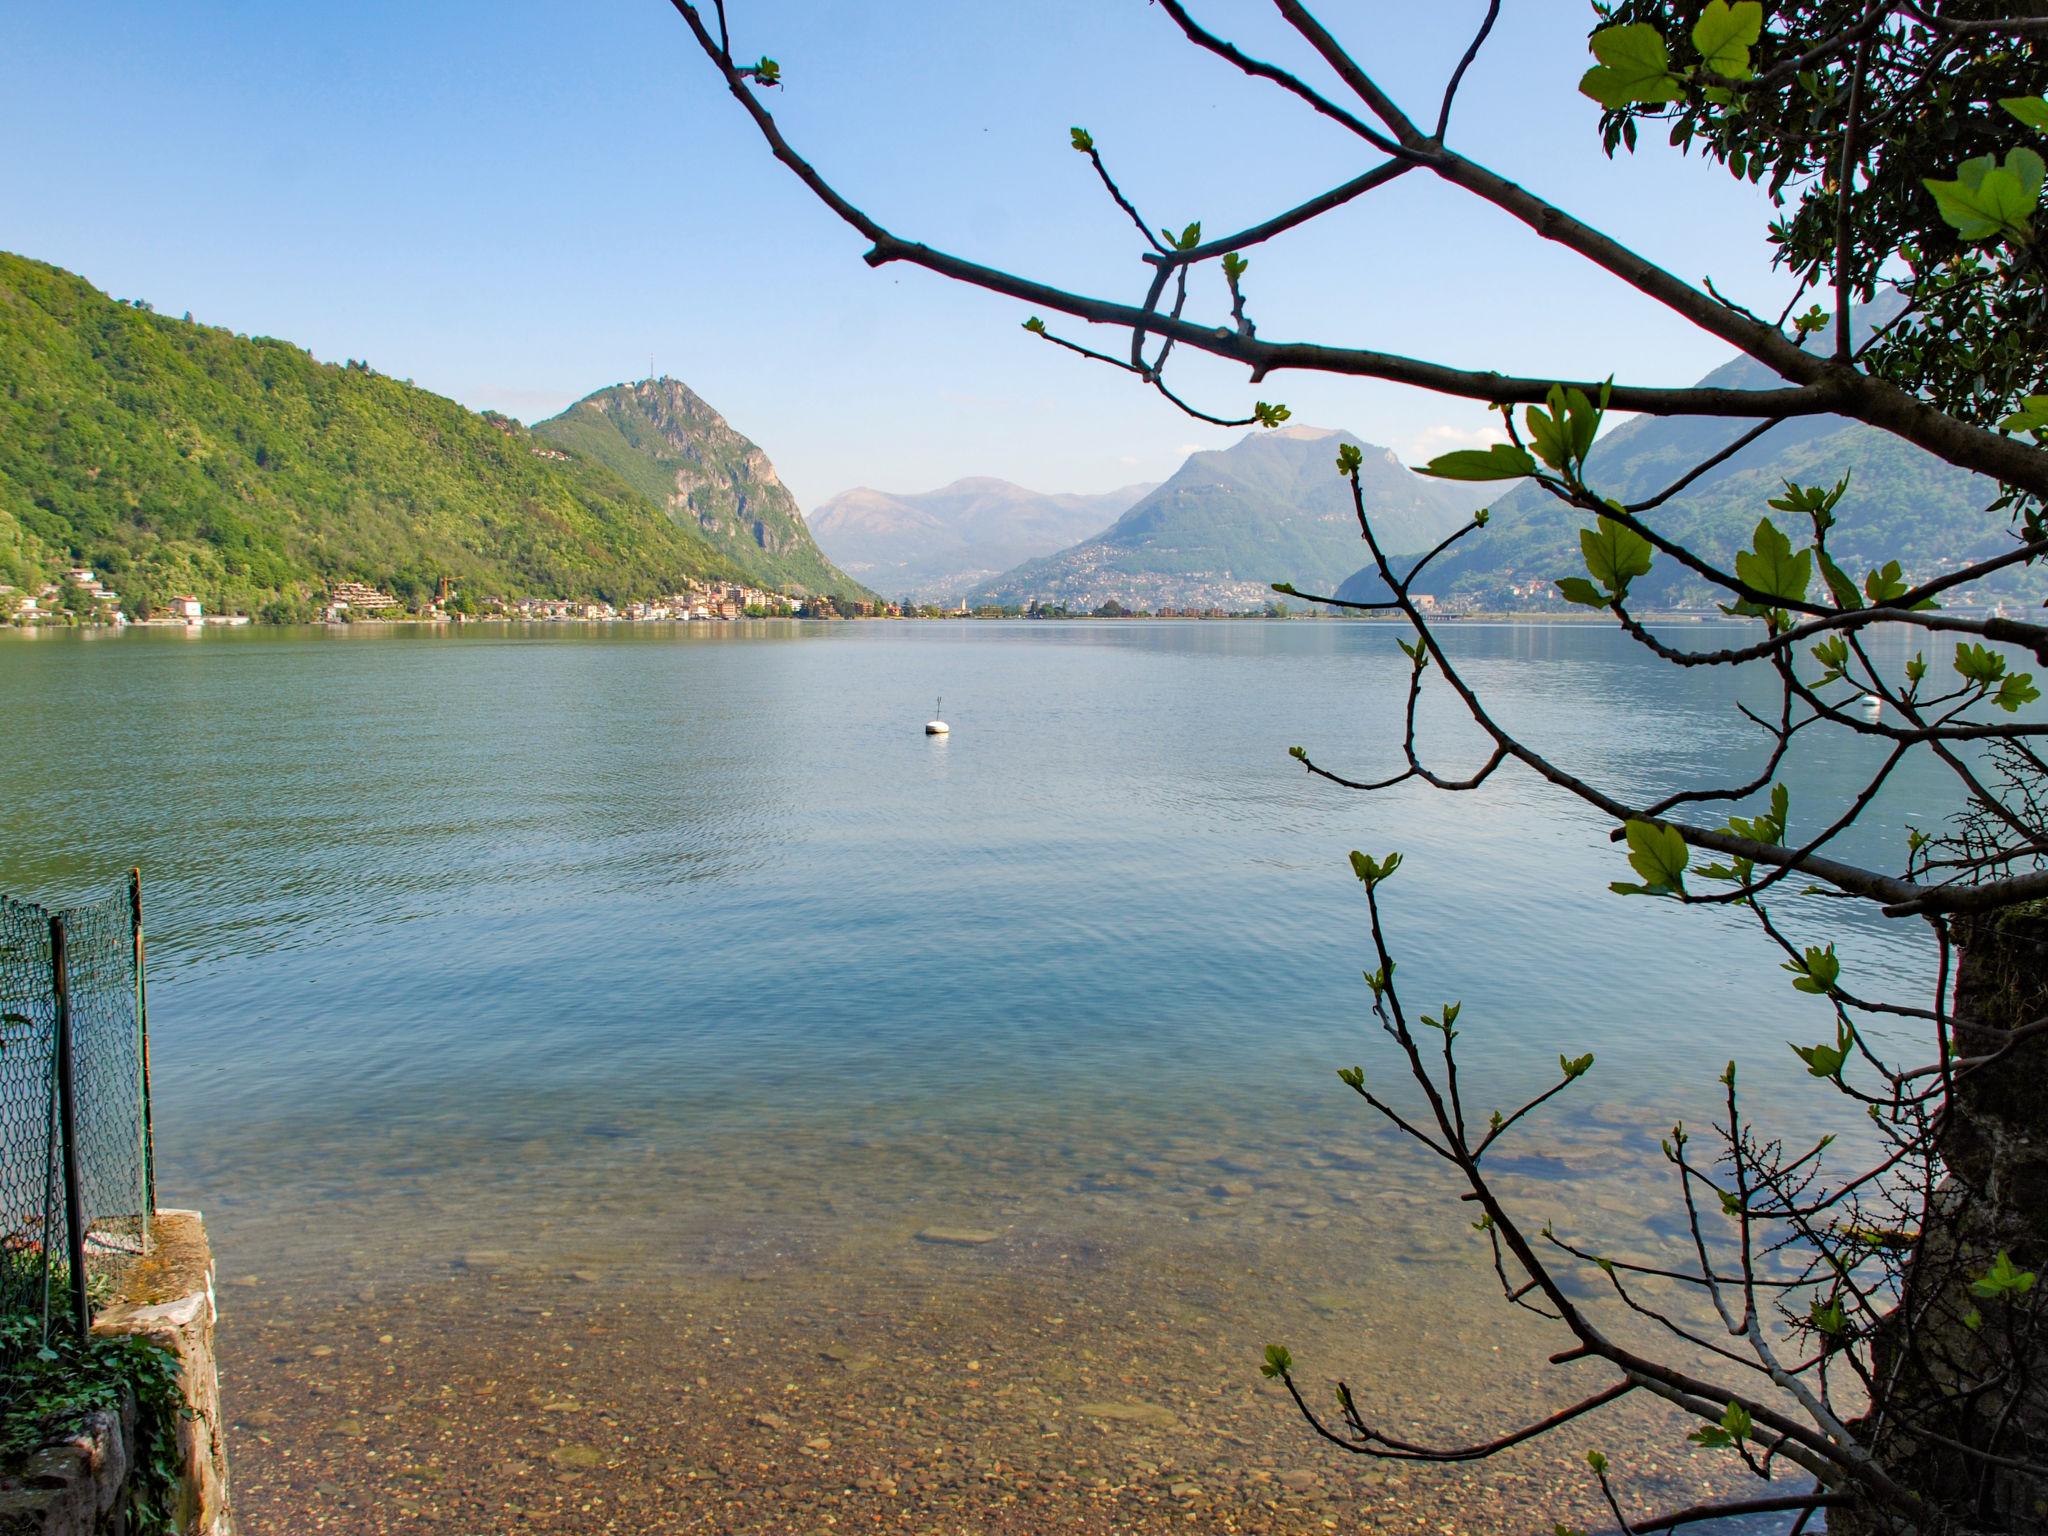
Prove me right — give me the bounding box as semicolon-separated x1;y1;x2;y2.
130;867;155;1244
49;913;92;1342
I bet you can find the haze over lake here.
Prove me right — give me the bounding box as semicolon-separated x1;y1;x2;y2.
0;620;1940;1531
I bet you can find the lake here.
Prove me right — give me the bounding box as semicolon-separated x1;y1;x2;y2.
0;620;1944;1533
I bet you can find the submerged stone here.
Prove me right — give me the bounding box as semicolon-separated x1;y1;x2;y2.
914;1227;1001;1246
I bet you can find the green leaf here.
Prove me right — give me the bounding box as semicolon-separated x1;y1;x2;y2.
1691;1;1761;79
1560;1051;1595;1081
1336;1065;1364;1090
1221;251;1249;281
751;56;781;87
1818;551;1861;611
1585;1450;1608;1475
1734;518;1812;604
1555;577;1608;609
1525;400;1570;472
1252;401;1292;428
1619;819;1688;896
1335;442;1364;475
1070;126;1094;153
1022;316;1048;334
1924;150;2042;242
1955;640;2009;687
1580;23;1683;109
1418;443;1536;481
1349;850;1403;888
1792;1038;1847;1079
1565;385;1603;463
1580;516;1654;599
1176;220;1203;251
1809;1297;1847;1336
1785;943;1841;996
2005;96;2048;133
2000;395;2048;434
1995;672;2041;713
1864;560;1910;605
1970;1251;2037;1301
1725;782;1788;847
1260;1343;1294;1378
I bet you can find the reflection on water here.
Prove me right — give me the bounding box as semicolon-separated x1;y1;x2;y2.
0;621;1941;1531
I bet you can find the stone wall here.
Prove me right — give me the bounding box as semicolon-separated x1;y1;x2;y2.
0;1210;232;1535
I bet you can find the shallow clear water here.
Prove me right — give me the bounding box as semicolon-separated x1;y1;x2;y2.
0;620;1947;1532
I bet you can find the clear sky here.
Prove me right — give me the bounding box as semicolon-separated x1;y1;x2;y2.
4;2;1801;512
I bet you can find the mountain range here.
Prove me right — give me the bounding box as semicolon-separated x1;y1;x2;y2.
1337;335;2020;610
809;477;1155;602
0;252;864;619
969;427;1475;611
7;248;2022;626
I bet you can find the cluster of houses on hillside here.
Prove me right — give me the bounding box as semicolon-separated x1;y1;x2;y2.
0;568;245;627
4;567;882;629
502;583;864;623
319;579;875;624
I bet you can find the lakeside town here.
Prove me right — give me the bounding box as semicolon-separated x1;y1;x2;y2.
5;564;2035;632
0;563;1356;629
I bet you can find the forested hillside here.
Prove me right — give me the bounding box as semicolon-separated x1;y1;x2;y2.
0;252;752;619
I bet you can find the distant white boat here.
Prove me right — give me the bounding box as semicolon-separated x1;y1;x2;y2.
926;696;950;735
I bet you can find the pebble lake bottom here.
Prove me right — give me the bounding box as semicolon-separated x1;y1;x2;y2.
0;620;1943;1533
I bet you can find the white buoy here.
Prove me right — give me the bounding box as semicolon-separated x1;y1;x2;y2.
926;695;950;735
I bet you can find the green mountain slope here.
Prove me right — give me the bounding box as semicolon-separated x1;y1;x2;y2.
0;251;761;618
975;427;1472;610
1335;350;2022;609
532;380;864;598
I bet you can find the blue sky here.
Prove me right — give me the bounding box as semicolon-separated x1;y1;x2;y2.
4;2;1801;510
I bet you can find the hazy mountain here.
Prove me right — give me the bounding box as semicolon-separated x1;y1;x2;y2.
532;378;864;597
810;477;1156;601
0;252;750;618
974;426;1474;611
1336;331;2020;610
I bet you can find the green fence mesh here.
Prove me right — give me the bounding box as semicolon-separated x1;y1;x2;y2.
0;877;152;1374
0;893;64;1337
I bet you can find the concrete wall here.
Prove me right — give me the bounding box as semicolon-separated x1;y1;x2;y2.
0;1210;232;1536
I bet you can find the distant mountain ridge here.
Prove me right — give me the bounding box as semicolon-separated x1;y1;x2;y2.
810;476;1155;601
0;251;765;619
532;379;862;598
1338;325;2024;610
974;426;1474;610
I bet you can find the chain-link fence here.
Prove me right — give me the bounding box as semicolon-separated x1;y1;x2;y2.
0;872;154;1368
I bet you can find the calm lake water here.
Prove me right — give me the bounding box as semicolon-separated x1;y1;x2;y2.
0;620;1948;1533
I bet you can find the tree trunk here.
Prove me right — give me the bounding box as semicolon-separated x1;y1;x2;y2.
1839;908;2048;1535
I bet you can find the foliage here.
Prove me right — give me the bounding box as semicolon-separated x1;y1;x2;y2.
1588;0;2048;464
673;2;2048;1532
0;251;755;616
1;1309;187;1531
